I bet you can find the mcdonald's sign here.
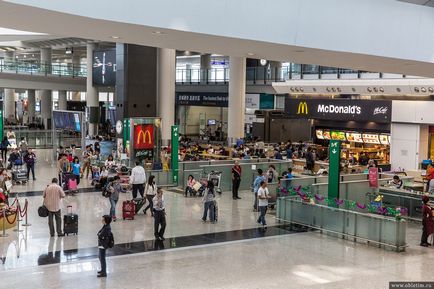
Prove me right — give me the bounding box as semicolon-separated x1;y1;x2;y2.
134;124;154;149
297;101;308;115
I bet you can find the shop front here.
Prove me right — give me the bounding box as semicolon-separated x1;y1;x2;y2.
175;92;228;140
285;98;392;171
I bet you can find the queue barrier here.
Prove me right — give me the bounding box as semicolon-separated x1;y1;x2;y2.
0;198;30;237
276;196;407;252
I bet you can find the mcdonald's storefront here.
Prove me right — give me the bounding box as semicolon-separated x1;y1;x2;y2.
285;98;392;168
122;117;162;165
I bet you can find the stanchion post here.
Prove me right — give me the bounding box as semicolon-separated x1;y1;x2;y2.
0;208;9;237
13;201;22;232
22;199;31;227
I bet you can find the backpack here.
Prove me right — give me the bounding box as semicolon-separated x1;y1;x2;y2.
107;232;115;248
102;182;114;198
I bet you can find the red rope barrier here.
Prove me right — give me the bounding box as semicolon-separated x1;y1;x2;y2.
18;200;27;218
4;211;17;225
9;197;18;207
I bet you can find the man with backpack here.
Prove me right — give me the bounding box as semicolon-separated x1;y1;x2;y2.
97;215;114;278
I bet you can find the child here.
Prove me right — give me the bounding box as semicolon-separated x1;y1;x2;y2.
71;157;81;185
97;215;112;277
108;176;125;221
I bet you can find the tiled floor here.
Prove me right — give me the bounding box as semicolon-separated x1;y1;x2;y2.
1;149;433;289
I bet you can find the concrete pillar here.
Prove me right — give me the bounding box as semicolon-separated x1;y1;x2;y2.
200;54;211;83
40;90;52;129
269;61;282;81
27;89;35;123
3;52;15;123
4;88;15;123
38;48;52;129
72;53;81;77
87;43;99;136
157;48;176;144
185;63;192;83
227;56;246;145
58;90;67;110
71;91;81;101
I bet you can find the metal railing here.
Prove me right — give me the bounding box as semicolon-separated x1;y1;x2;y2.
0;60;87;78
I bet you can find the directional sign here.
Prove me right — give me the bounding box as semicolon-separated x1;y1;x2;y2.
171;125;179;185
328;140;341;202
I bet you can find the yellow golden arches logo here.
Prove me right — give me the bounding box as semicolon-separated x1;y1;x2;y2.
297;101;308;114
137;129;152;145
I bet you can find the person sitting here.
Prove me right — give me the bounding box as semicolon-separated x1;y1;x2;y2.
105;155;116;168
389;175;403;189
8;148;22;169
185;175;196;197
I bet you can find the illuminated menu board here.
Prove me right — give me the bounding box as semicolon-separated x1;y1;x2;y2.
379;134;389;145
362;134;381;144
316;130;324;140
331;131;346;141
346;132;364;143
323;130;331;140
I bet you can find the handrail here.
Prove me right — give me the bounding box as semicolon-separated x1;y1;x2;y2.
0;60;87;78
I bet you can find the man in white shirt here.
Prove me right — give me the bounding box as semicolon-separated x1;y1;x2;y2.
257;181;271;226
43;178;66;237
130;161;146;198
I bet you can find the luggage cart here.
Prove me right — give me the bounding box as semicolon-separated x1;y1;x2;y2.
207;171;222;195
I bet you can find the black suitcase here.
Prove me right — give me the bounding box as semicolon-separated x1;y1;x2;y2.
64;205;78;235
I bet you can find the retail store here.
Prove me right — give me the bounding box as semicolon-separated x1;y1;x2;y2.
285;98;392;170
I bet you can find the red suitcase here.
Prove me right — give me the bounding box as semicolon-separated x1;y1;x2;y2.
122;200;135;220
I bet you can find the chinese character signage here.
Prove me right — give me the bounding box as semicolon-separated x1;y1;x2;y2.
134;124;154;150
369;167;379;188
328;140;341;201
171;125;179;184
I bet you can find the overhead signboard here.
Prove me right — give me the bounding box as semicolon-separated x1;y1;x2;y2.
285;98;391;123
176;92;228;107
133;124;154;150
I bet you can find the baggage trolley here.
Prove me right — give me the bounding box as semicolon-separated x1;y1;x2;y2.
207;171;222;195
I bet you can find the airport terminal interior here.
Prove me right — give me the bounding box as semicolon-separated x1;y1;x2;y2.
1;0;434;288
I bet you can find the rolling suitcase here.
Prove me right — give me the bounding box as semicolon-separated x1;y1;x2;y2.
133;198;146;214
64;205;78;235
122;200;135;220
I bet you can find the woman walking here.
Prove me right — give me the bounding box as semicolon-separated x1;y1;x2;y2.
202;182;216;223
421;195;433;247
143;175;157;216
109;176;125;221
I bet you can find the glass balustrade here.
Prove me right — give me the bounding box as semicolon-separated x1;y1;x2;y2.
0;61;86;78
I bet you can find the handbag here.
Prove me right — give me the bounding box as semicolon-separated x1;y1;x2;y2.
38;205;49;217
5;180;12;191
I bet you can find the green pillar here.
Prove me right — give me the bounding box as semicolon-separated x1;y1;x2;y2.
171;125;179;185
123;118;130;147
328;140;341;200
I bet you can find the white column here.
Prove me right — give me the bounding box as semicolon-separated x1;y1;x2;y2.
58;90;67;110
4;88;15;123
200;54;211;83
72;91;81;101
39;48;52;128
157;48;176;144
27;89;35;122
227;56;246;145
40;90;52;129
3;51;15;123
87;43;99;136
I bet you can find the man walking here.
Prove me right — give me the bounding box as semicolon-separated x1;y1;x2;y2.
43;178;66;237
130;161;146;199
253;169;265;211
24;148;36;180
257;181;271;227
231;161;242;200
153;188;166;241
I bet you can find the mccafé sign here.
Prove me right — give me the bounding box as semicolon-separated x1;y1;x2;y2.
134;124;154;150
286;98;391;123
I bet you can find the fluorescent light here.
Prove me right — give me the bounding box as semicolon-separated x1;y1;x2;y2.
247;52;255;56
111;36;120;39
152;31;166;35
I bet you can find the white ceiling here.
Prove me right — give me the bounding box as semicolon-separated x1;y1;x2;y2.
2;0;434;77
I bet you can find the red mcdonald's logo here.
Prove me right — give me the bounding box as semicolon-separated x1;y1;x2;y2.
134;124;154;149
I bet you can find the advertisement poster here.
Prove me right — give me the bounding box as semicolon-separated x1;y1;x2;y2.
369;167;379;188
134;124;154;150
